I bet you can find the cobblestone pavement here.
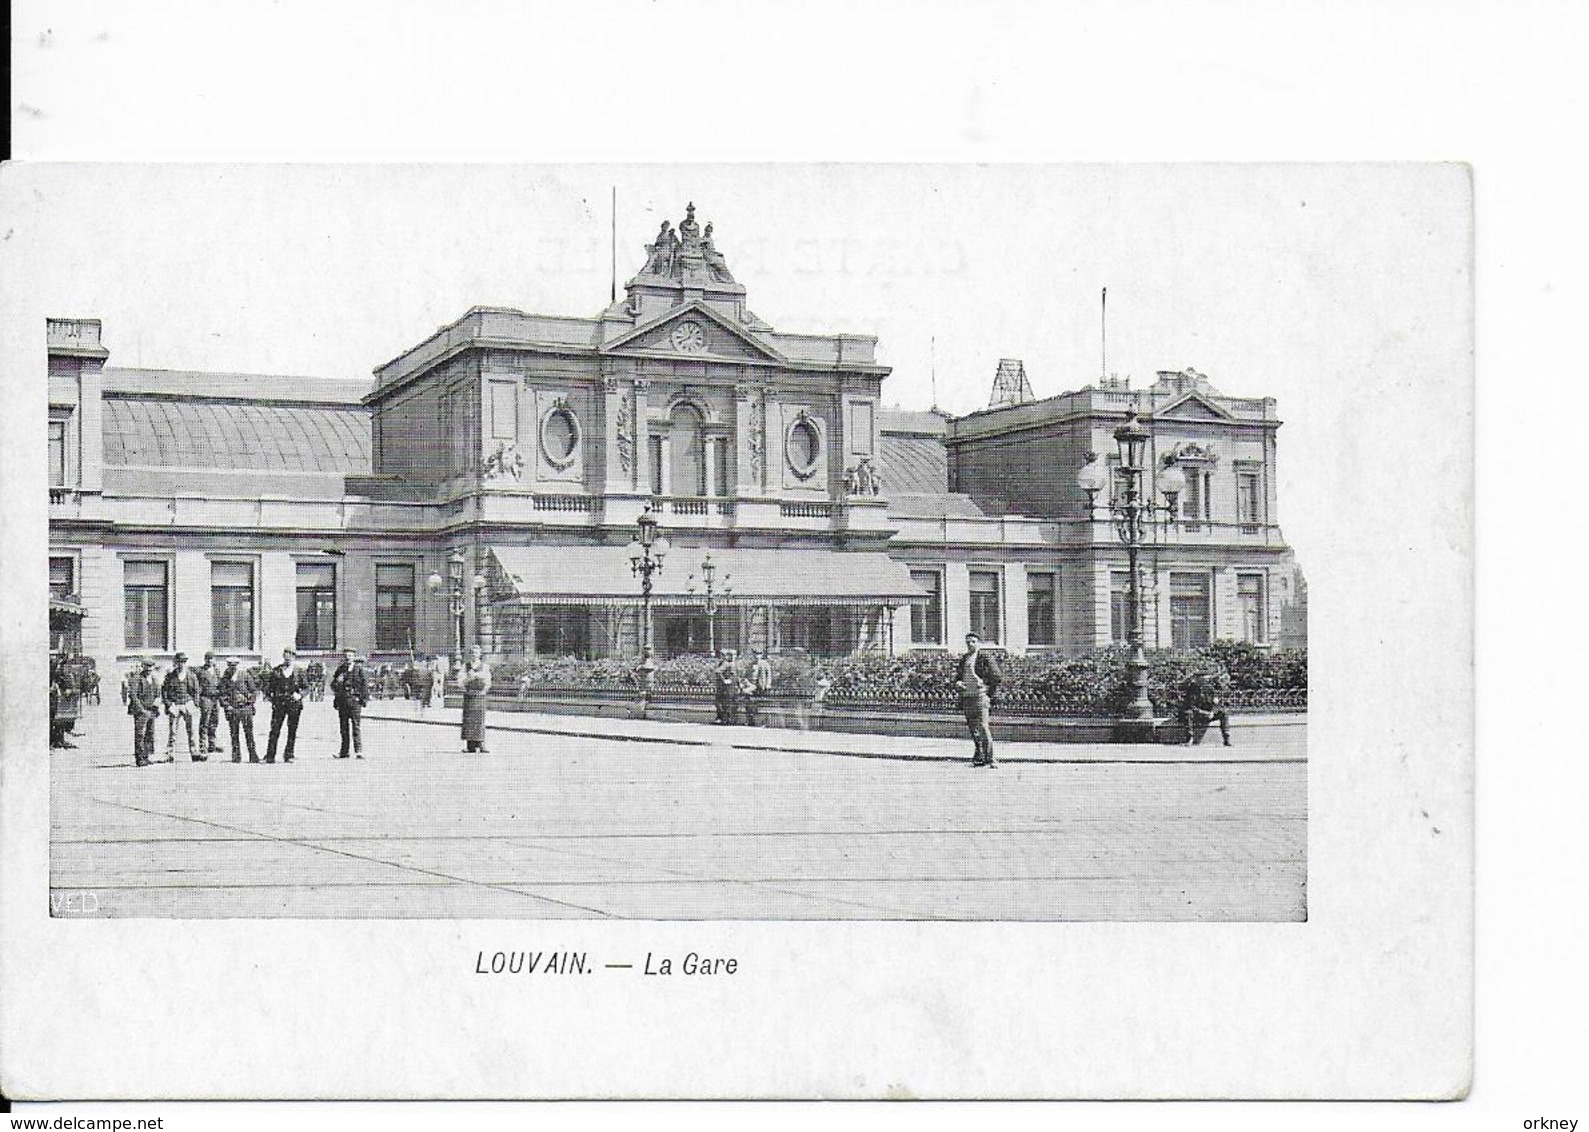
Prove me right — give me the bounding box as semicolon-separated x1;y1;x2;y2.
49;699;1307;921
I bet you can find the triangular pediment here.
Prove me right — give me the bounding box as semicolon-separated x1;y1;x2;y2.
1157;392;1233;422
603;301;785;364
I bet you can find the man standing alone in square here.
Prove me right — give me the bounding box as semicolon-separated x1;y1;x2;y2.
955;632;1002;768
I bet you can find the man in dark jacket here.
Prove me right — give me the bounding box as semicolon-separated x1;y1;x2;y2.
1178;673;1232;747
49;657;79;750
162;652;205;761
264;648;308;763
713;650;739;725
126;659;161;767
955;632;1003;768
330;648;370;759
195;651;224;754
219;657;261;763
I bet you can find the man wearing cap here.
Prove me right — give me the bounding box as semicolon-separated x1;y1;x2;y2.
161;652;205;762
126;658;162;767
954;631;1003;768
330;647;370;759
218;657;261;763
713;649;739;725
195;651;224;755
745;650;774;727
264;648;308;763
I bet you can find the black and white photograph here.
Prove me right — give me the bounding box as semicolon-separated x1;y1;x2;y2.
39;167;1314;924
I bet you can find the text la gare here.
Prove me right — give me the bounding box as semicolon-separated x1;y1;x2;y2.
645;951;738;976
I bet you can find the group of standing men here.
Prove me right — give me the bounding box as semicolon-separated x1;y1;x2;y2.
124;647;373;767
712;649;774;726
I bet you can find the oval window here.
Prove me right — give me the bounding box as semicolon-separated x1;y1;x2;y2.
541;407;579;467
787;417;820;476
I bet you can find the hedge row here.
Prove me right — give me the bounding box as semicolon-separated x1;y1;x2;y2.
491;641;1306;716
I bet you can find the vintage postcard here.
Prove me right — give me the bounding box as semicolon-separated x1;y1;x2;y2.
0;163;1472;1099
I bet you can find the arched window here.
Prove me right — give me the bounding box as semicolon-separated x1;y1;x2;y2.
668;403;706;496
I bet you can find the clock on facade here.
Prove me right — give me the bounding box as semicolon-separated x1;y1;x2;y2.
670;320;707;353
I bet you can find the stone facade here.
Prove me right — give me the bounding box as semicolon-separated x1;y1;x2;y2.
46;207;1303;676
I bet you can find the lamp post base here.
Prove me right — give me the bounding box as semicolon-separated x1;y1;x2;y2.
637;654;657;720
1111;716;1169;744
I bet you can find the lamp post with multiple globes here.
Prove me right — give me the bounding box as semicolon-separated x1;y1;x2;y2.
426;549;488;659
686;551;733;656
625;505;671;707
1076;408;1186;739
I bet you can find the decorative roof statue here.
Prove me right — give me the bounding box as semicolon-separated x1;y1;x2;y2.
641;220;680;277
631;204;740;289
678;201;702;248
701;222;736;284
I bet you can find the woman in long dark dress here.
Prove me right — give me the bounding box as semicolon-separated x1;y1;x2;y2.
460;645;492;753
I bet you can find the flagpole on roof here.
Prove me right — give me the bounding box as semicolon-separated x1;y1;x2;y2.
1101;286;1108;380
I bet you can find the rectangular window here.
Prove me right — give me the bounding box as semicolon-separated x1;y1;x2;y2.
1238;572;1268;644
1170;571;1212;650
648;435;664;496
849;402;874;456
295;562;337;651
711;437;729;497
534;606;594;658
1027;571;1057;646
1237;469;1263;531
1107;456;1128;502
1180;467;1212;527
969;569;1002;643
49;420;67;487
50;556;75;601
490;381;517;440
774;608;835;657
440;390;454;471
1110;570;1133;644
909;569;944;646
124;560;169;650
211;561;255;651
375;563;417;653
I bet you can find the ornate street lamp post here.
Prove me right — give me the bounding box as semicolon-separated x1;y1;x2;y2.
686;552;733;656
426;549;491;657
471;573;488;650
625;505;671;709
1078;409;1186;740
425;549;469;660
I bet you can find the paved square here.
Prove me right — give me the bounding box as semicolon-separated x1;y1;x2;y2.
50;700;1307;920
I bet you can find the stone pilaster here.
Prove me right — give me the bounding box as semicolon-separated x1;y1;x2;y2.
733;382;762;496
633;377;652;494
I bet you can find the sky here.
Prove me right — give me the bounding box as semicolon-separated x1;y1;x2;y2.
11;161;1472;569
14;163;1463;418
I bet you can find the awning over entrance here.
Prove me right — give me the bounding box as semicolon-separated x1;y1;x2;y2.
49;598;87;619
487;545;927;608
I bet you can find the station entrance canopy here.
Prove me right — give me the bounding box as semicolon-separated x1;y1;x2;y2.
485;546;926;608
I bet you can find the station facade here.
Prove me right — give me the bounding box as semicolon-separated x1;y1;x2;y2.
46;205;1303;674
